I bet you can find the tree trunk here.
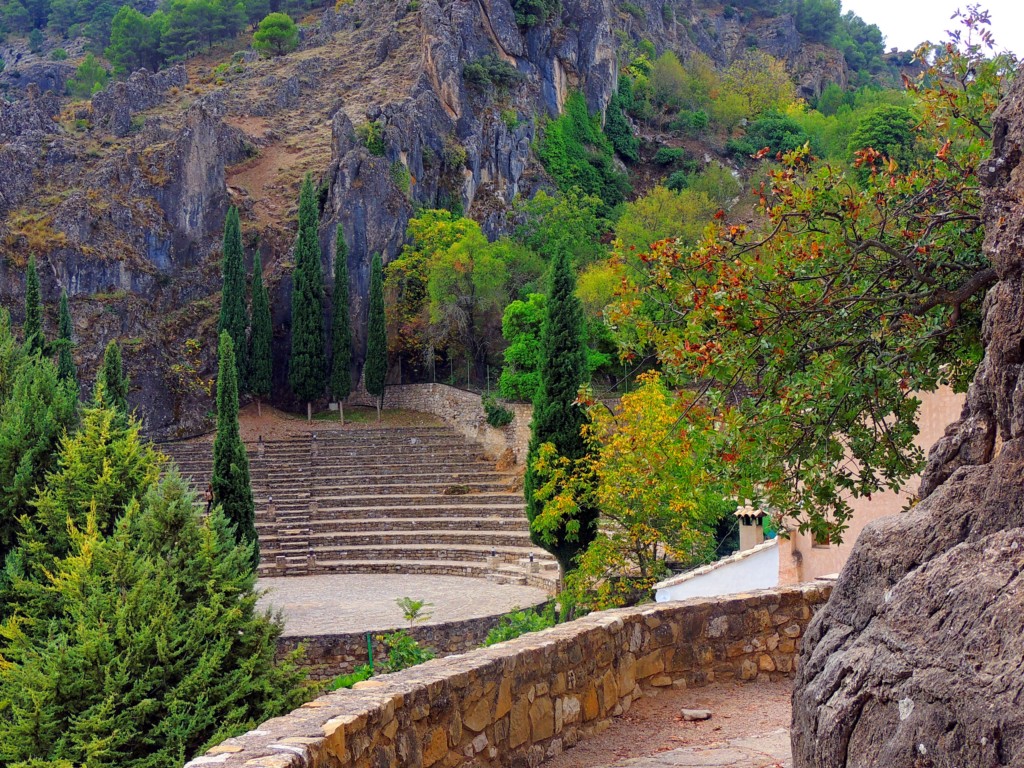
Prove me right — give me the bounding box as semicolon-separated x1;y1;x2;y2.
375;394;382;422
339;401;345;425
307;401;312;423
257;398;262;417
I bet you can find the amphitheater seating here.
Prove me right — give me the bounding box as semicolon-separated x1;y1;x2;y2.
159;426;558;590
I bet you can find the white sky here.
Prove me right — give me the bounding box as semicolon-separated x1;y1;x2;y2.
840;0;1023;57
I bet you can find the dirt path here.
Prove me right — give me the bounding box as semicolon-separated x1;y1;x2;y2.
543;680;792;768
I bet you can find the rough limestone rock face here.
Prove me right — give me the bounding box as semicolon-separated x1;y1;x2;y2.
791;72;1024;768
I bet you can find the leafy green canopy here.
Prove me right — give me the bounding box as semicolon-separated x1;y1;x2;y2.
249;252;273;401
97;339;129;419
252;11;298;56
328;226;352;402
612;22;1016;544
498;293;545;402
288;175;325;406
524;249;596;574
218;206;249;390
212;331;257;564
536;92;630;215
364;252;388;401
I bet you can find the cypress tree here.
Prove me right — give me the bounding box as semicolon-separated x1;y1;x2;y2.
249;252;273;416
23;256;43;355
56;289;78;391
212;330;258;567
364;252;387;421
328;226;352;423
218;206;249;389
523;249;597;575
97;340;129;418
287;175;325;421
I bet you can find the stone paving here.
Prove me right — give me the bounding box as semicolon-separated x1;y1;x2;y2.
606;730;790;767
256;572;548;636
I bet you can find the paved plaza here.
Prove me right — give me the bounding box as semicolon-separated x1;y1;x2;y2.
257;573;549;636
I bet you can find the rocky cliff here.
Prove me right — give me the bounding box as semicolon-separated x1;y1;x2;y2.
791;69;1024;767
0;0;845;434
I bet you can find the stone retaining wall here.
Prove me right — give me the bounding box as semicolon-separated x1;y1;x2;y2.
348;384;532;464
280;611;530;682
186;584;831;768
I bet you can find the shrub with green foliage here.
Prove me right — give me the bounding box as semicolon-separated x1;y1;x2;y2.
252;11;298;56
462;53;524;90
653;146;687;165
328;663;373;690
603;90;639;162
510;0;559;27
537;91;630;214
106;6;164;73
483;394;514;427
727;112;813;158
483;604;556;646
670;108;709;135
67;53;109;98
847;104;919;171
498;293;545;402
357;120;387;156
377;630;435;673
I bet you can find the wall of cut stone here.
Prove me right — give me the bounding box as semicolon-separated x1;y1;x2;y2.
185;584;831;768
279;611;529;681
348;384;533;463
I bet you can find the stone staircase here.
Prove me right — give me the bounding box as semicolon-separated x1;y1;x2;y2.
159;426;558;590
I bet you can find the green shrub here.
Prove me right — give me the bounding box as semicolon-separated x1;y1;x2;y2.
463;53;524;90
390;161;411;195
378;630;435;673
66;53;109;99
51;48;68;60
511;0;560;27
728;112;813;160
603;91;639;162
653;146;686;165
536;91;631;214
670;109;709;136
357;121;387;156
501;109;520;130
483;394;514;427
483;605;557;646
620;1;644;19
328;663;373;690
253;12;299;56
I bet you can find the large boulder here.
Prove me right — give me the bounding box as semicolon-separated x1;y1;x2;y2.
791;72;1024;767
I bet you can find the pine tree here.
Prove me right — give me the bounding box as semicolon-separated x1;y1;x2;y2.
212;331;258;566
249;252;273;416
364;252;387;421
287;175;325;421
523;249;597;575
328;225;352;423
97;340;129;418
56;289;78;391
219;206;249;390
23;256;43;355
0;472;306;766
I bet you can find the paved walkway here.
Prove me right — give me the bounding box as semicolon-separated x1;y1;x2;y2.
257;573;548;636
607;730;789;767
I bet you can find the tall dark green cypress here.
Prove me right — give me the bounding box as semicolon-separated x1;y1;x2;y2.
328;226;352;423
56;289;77;391
523;249;597;575
364;252;387;421
212;330;258;567
218;206;249;389
23;256;43;355
287;175;325;421
96;340;129;418
249;252;273;416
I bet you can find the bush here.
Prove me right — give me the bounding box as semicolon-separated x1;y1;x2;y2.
390;161;411;195
621;1;644;18
728;112;812;159
357;120;387;156
51;48;68;60
463;53;523;90
327;663;373;690
603;90;639;162
653;146;686;165
378;630;435;673
483;604;557;646
66;53;109;99
670;108;709;136
483;394;514;427
665;170;689;191
511;0;559;27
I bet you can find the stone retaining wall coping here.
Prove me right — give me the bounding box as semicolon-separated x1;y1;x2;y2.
186;583;831;767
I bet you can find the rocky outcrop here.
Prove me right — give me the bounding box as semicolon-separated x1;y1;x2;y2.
791;69;1024;768
90;66;188;137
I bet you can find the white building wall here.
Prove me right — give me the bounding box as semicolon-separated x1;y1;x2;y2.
655;542;779;602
